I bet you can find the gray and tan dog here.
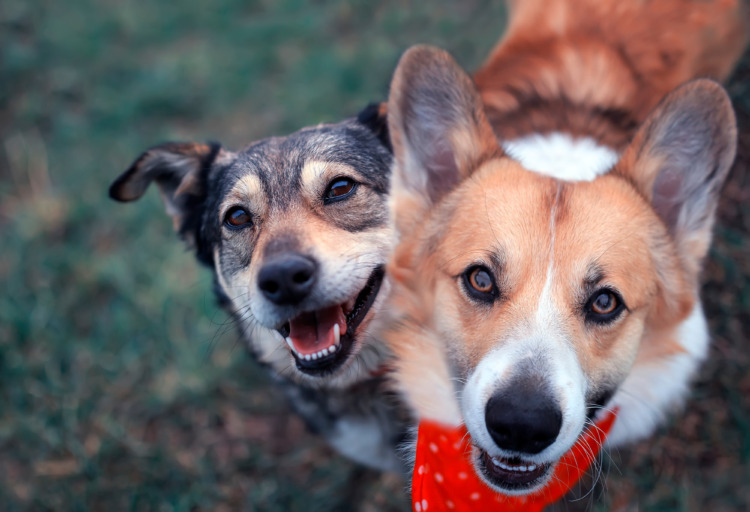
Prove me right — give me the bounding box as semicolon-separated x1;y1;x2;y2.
110;104;408;473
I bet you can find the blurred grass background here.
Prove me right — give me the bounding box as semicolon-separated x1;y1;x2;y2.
0;1;747;510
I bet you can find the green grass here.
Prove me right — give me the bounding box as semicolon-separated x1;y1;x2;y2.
1;1;748;510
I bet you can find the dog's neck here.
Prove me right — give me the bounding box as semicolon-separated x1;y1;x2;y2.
475;0;746;151
475;37;643;152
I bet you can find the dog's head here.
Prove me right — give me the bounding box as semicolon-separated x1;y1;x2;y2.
385;46;736;495
110;104;394;386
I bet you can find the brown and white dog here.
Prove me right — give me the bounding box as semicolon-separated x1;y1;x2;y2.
384;0;747;497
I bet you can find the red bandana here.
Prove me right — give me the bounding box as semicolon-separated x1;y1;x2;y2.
411;410;617;511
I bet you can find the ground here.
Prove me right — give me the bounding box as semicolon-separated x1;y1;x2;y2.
0;1;748;510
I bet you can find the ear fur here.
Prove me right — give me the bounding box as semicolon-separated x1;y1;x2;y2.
387;45;500;236
617;79;737;272
110;142;229;259
357;102;391;152
385;240;463;426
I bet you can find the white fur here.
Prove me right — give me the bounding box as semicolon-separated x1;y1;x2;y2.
214;247;393;389
502;132;619;181
462;338;587;467
327;417;404;473
606;301;709;446
462;197;588;478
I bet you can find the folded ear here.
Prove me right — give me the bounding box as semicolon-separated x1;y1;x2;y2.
617;79;737;271
387;45;499;235
110;142;230;251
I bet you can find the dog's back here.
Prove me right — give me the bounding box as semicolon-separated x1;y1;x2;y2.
476;0;748;148
383;0;746;504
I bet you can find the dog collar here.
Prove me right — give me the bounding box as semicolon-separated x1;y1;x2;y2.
411;409;617;511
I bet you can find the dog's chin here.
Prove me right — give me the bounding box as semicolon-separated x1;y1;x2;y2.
473;447;555;496
278;266;385;380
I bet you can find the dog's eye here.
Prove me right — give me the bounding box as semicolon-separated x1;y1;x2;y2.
585;289;625;324
224;206;252;229
324;177;357;203
462;265;498;303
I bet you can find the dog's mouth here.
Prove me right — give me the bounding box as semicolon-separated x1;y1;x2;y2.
277;266;385;377
476;450;552;493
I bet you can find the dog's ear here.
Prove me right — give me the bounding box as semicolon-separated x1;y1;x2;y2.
387;45;499;236
110;141;228;250
617;79;737;272
357;102;391;152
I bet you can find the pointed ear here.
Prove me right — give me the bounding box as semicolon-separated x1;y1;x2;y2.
387;45;499;234
617;79;737;269
110;142;230;246
356;101;391;152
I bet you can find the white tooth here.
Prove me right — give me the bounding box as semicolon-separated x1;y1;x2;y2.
304;354;312;361
330;344;338;353
333;323;340;345
285;337;295;352
528;464;536;471
519;466;527;472
321;347;329;356
312;352;319;360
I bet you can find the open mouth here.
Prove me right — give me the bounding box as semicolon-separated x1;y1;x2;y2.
277;266;385;377
477;450;552;492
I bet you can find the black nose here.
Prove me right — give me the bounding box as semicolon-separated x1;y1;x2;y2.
257;253;317;305
484;383;562;454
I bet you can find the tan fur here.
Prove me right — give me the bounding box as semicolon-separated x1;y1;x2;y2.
221;174;267;220
385;1;742;494
476;0;748;148
389;158;688;398
217;171;393;379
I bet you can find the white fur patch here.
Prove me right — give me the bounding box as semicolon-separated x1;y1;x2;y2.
327;417;403;473
502;132;619;181
606;302;709;446
461;187;587;468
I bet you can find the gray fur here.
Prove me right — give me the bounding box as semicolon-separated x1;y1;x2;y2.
111;106;411;476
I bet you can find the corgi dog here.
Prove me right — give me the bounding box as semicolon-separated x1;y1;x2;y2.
384;0;746;497
109;104;409;473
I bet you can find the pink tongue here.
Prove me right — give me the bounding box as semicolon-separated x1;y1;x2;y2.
288;305;346;356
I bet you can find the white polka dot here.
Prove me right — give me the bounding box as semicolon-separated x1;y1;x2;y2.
417;465;425;475
453;441;462;450
446;500;455;509
414;502;421;512
434;473;444;483
421;499;429;510
439;434;448;443
429;442;438;453
458;472;468;480
470;492;480;500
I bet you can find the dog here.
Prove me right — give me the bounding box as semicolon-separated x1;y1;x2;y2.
384;0;747;498
109;103;410;474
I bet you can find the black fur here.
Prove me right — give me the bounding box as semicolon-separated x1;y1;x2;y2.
110;103;410;476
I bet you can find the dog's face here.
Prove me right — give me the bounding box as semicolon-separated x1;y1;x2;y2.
110;105;394;386
385;46;736;495
407;162;671;493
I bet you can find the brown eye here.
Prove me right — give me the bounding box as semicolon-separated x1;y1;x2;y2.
462;265;498;303
224;206;252;229
469;268;493;293
591;292;617;314
324;177;356;202
585;289;625;324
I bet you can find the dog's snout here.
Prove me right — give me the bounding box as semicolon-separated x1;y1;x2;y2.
258;253;317;305
484;385;562;455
